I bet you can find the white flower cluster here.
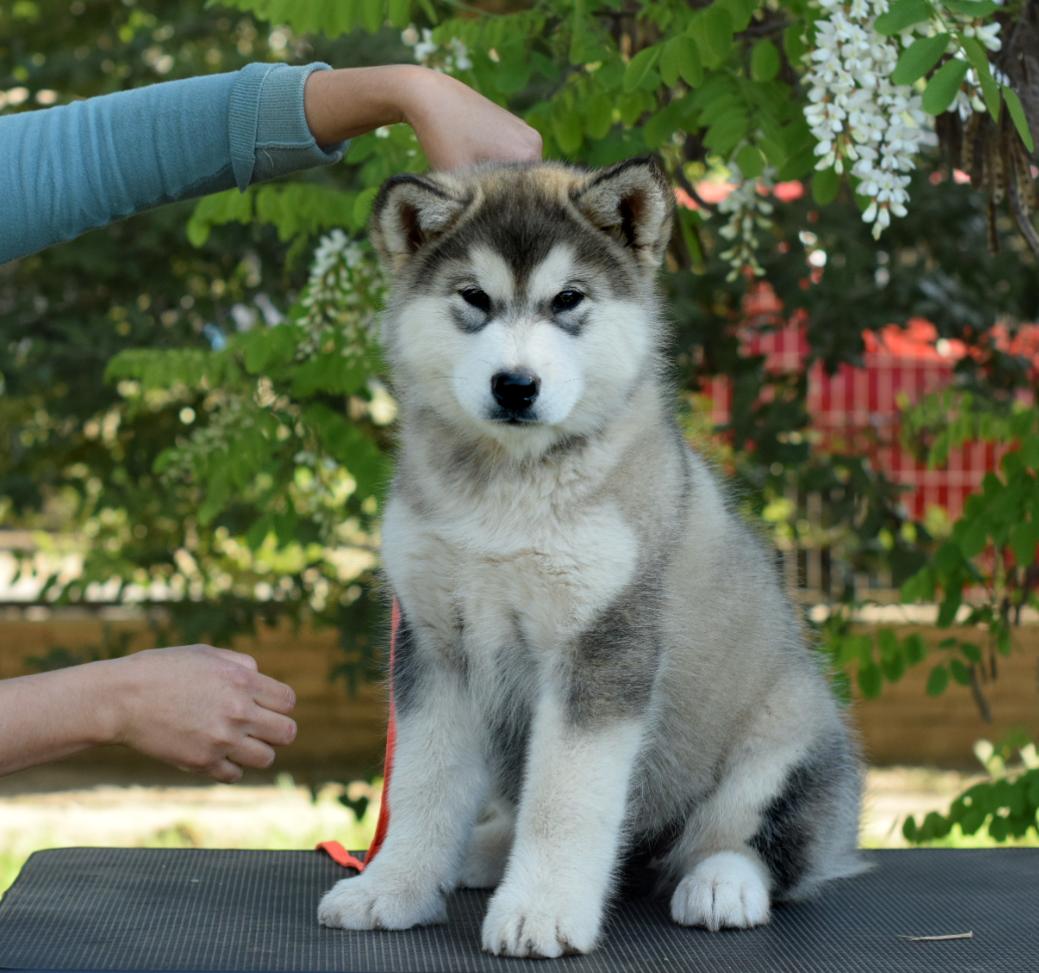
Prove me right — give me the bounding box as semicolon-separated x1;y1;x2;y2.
298;230;385;357
716;165;775;282
804;0;1004;238
401;25;472;72
804;0;936;238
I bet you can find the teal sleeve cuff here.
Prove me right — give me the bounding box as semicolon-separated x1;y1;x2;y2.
228;62;346;190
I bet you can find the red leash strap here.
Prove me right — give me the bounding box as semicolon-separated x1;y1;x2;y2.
317;600;399;871
314;841;367;871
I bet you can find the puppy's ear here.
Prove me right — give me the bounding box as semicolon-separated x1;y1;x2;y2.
370;174;470;272
571;157;673;269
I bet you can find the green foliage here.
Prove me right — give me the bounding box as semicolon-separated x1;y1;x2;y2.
904;737;1039;843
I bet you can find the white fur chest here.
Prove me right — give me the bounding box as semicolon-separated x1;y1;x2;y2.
382;483;639;661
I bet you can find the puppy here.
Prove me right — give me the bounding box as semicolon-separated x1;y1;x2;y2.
318;159;863;958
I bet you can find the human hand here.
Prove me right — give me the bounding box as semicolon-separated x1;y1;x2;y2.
104;645;297;783
304;64;542;171
396;66;543;170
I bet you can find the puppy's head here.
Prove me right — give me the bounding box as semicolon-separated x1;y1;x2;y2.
371;159;673;457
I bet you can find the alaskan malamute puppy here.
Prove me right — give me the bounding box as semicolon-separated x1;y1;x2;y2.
318;159;863;957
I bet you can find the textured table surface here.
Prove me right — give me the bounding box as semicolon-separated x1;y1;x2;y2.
0;847;1036;972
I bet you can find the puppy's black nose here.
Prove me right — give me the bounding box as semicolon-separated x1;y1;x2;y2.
491;371;540;413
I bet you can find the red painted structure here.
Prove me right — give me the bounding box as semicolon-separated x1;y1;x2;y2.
704;287;1037;520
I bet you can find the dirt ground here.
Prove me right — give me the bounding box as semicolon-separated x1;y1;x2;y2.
0;763;1002;896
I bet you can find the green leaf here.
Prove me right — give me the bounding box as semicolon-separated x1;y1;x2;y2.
692;5;734;69
679;39;704;87
957;518;987;559
1028;772;1039;807
922;58;970;115
718;0;756;32
735;144;766;179
662;36;703;88
960;807;986;835
960;37;1000;119
661;37;682;86
857;663;883;698
623;45;661;93
904;634;926;665
988;816;1009;842
704;111;750;155
750;40;780;82
552;106;584;155
901;565;935;602
783;24;806;66
943;0;1000;14
1009;521;1037;565
881;652;906;683
811;167;841;205
352;186;378;230
949;658;972;686
1004;87;1036;153
387;0;411;28
1021;433;1039;469
240;325;297;374
361;0;384;33
584;92;614;139
936;591;962;627
891;34;950;85
959;641;982;663
926;664;950;696
874;0;933;36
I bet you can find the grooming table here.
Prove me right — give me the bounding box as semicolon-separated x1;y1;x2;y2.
0;849;1035;972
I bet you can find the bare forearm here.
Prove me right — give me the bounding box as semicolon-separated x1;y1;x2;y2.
304;65;413;146
0;662;117;776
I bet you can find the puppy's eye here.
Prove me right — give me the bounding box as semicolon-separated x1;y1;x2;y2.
551;289;584;313
460;287;491;314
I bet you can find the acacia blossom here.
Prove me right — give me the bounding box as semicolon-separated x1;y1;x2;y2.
299;230;384;356
716;165;776;281
803;0;1003;237
804;0;935;238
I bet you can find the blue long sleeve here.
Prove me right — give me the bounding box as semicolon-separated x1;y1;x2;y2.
0;63;345;264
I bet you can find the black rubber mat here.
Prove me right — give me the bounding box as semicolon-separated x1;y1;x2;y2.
0;848;1036;972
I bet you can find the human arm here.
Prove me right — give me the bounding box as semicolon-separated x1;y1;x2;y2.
0;644;297;782
0;62;340;263
0;62;541;264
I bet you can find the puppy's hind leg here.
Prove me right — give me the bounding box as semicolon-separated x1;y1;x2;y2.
459;799;515;890
667;719;861;932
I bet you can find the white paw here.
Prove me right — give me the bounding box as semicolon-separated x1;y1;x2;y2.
318;872;446;931
481;881;601;958
670;851;771;932
459;814;514;890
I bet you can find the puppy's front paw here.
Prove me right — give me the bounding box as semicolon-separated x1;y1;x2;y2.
481;881;601;958
318;872;446;931
670;851;771;931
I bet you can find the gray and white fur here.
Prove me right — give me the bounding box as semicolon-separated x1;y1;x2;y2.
318;159;864;958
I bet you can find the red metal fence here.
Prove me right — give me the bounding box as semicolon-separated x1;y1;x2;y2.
703;282;1037;522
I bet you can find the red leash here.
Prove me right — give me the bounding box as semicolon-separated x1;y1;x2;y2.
316;600;399;871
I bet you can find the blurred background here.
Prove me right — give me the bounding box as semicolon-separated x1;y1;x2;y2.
2;0;1037;895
